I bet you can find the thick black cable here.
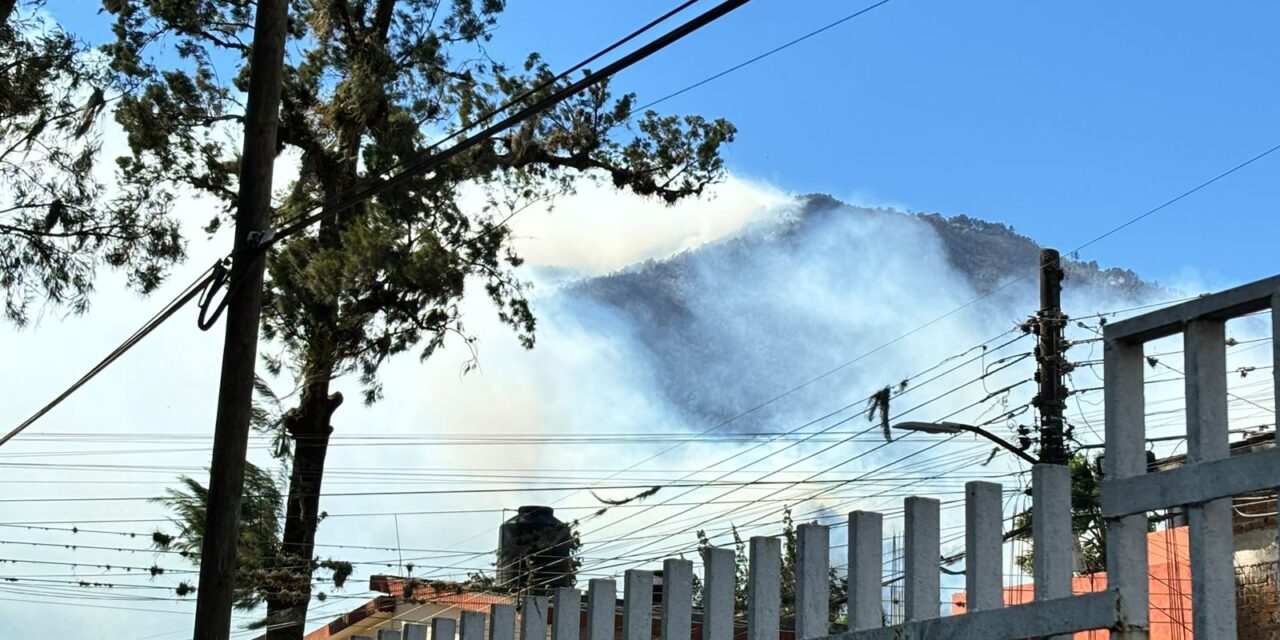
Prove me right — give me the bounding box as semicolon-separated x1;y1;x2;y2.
0;0;745;447
261;0;704;242
414;329;1030;586
636;0;895;111
262;0;752;247
0;263;220;448
0;477;925;504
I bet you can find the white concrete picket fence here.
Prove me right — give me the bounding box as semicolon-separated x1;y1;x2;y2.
356;275;1280;640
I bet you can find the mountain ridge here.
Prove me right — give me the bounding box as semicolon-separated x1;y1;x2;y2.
551;193;1159;429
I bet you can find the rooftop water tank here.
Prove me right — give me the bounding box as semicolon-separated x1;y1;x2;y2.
497;506;575;592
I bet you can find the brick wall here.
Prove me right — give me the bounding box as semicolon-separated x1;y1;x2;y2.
1234;494;1278;640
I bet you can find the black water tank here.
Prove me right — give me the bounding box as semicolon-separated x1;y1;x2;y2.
497;506;574;592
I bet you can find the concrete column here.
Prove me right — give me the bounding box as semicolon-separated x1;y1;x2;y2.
1103;335;1150;638
1032;464;1072;602
747;536;781;640
904;496;940;621
403;624;428;640
964;481;1003;612
661;559;692;640
585;578;616;640
521;596;548;640
848;511;883;631
1273;293;1280;602
490;604;517;640
1033;464;1072;640
433;617;458;640
461;611;486;640
795;523;830;639
1185;319;1237;637
622;570;653;640
552;587;581;640
702;547;735;640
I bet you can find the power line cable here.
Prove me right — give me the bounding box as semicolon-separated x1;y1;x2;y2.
424;387;1029;606
0;476;937;504
0;0;751;448
1069;142;1280;255
635;0;895;111
260;0;752;247
260;0;707;243
0;263;219;448
405;328;1030;593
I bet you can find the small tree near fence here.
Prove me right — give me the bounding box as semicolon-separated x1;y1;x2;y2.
693;508;849;631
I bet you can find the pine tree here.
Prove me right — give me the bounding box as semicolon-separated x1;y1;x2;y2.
1012;452;1112;574
698;511;848;629
100;2;735;636
0;1;183;324
151;461;355;625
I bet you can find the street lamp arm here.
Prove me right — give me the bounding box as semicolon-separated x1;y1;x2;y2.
893;421;1041;465
966;425;1041;465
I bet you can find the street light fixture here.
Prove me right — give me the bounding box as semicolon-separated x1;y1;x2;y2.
893;421;1041;465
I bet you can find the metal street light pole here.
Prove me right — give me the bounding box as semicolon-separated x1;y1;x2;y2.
894;421;1041;465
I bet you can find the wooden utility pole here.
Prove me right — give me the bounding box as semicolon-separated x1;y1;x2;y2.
191;1;289;639
1035;248;1068;466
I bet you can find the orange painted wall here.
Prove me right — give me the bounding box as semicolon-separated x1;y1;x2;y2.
950;526;1192;639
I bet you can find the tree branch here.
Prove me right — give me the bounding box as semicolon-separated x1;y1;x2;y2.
372;0;396;42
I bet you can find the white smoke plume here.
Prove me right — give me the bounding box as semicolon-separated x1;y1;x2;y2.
1;170;1269;636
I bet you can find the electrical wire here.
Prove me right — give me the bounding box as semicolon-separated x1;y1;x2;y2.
0;0;752;449
635;0;896;111
0;263;219;448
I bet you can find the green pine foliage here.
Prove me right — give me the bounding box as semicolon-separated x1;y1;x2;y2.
150;461;356;620
0;1;183;324
97;1;735;636
1012;452;1108;574
697;509;848;630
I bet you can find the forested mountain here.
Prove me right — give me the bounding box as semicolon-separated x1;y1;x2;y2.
556;194;1158;428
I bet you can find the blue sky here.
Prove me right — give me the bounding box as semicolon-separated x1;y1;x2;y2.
485;1;1279;286
488;0;1280;285
53;1;1280;286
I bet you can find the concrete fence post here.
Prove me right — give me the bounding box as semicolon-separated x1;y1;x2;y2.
433;617;458;640
1185;318;1237;637
521;596;549;640
662;558;693;640
1273;293;1280;600
748;536;781;640
702;546;735;640
622;570;653;640
461;611;487;640
965;481;1003;612
904;496;940;621
848;511;883;631
1032;464;1072;603
795;523;830;639
585;578;616;640
1033;464;1072;640
1103;334;1150;639
403;624;427;640
553;587;581;640
490;603;517;640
